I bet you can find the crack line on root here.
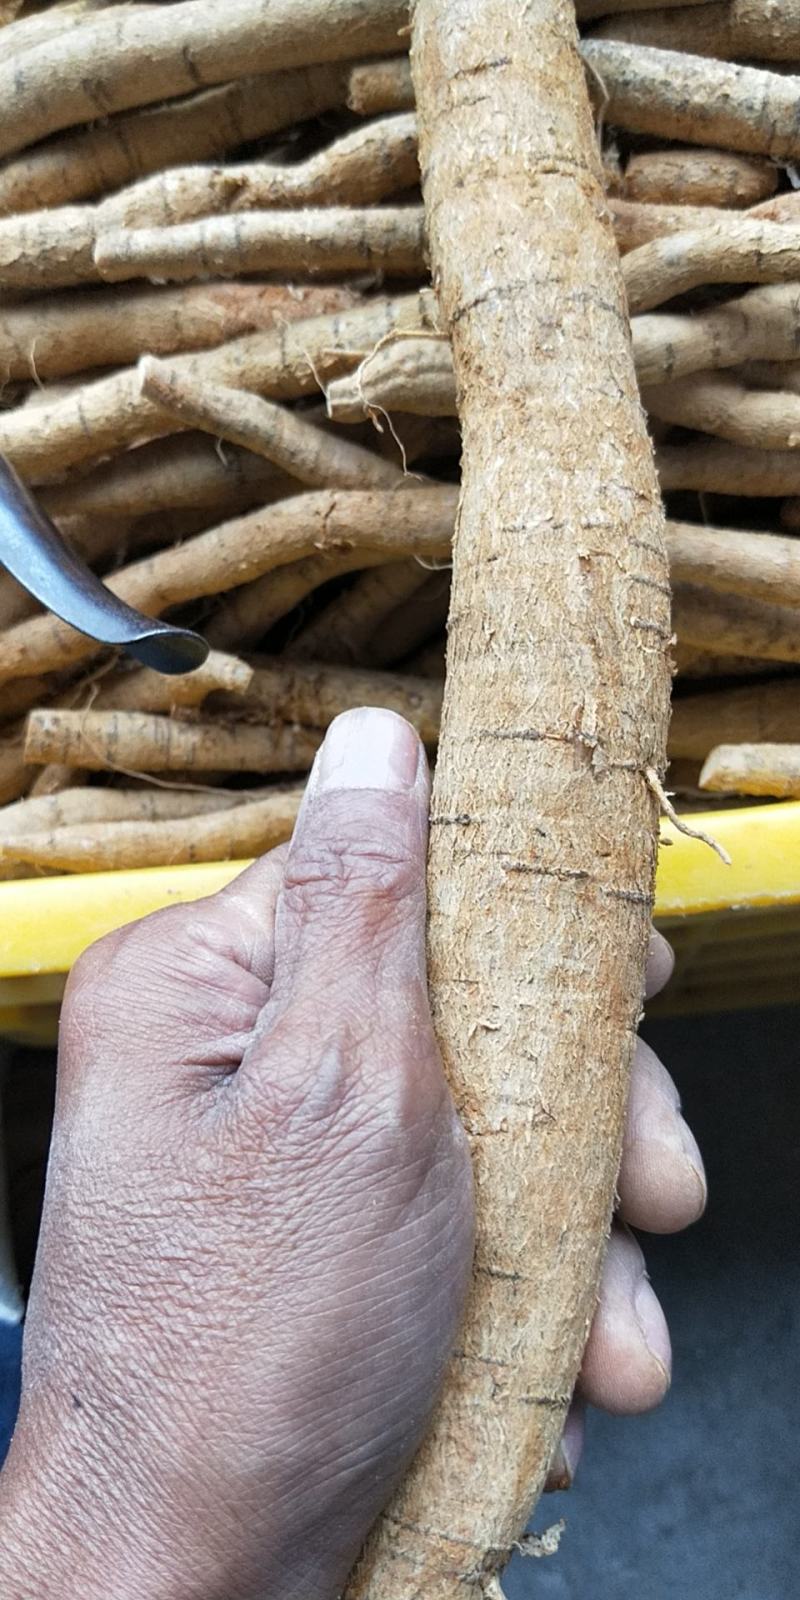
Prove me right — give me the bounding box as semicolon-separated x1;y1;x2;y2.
383;1514;486;1552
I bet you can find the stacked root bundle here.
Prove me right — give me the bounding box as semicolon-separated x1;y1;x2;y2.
1;2;799;879
0;0;798;871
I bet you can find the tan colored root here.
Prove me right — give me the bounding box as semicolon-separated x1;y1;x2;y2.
205;551;369;651
0;0;409;160
658;439;800;496
106;113;419;230
0;291;431;482
327;335;457;421
666;519;800;608
669;679;800;759
42;435;292;520
346;55;414;115
348;4;672;1597
581;41;800;162
591;1;800;62
0;486;457;683
23;709;322;776
362;569;451;667
673;583;800;665
138;358;404;490
0;63;350;215
330;286;800;419
0;783;265;839
226;660;443;744
749;192;800;226
0;281;358;384
623;219;800;315
644;372;800;449
633;282;800;388
619;146;778;209
90;651;252;715
0;206;98;292
699;743;800;799
287;560;431;663
0;1;136;66
95;206;426;285
609;197;731;254
1;787;304;872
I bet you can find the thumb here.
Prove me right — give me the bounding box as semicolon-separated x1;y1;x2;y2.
268;707;431;1012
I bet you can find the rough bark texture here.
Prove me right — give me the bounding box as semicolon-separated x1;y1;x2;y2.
139;359;404;489
104;114;419;229
226;660;443;744
0;282;358;383
581;42;800;162
592;1;800;61
622;219;800;315
632;283;800;388
0;292;430;482
0;63;350;215
346;5;672;1598
0;0;409;160
95;207;426;285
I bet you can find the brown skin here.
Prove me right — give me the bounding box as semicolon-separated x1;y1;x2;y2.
0;712;703;1600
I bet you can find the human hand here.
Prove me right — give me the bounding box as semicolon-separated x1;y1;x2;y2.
0;709;705;1600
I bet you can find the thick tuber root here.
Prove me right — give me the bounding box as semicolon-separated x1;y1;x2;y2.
346;4;672;1597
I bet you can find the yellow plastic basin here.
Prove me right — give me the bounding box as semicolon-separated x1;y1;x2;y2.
1;801;798;1041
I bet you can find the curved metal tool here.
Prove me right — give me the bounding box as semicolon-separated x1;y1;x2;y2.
0;455;208;675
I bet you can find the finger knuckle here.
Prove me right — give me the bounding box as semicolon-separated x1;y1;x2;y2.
283;833;418;922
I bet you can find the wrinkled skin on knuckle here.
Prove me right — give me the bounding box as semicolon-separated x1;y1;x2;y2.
282;814;423;959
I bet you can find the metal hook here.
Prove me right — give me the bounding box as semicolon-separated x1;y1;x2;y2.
0;455;208;675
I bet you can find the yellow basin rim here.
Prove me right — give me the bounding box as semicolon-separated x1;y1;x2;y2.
1;801;799;982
